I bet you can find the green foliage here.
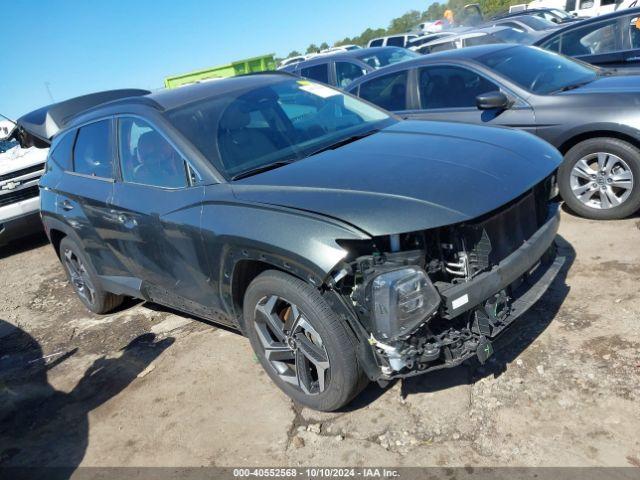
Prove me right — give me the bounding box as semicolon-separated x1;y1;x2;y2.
288;0;529;56
286;50;302;59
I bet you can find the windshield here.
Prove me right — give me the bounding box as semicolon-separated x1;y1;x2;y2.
166;78;393;179
518;15;558;30
355;47;420;69
477;46;598;94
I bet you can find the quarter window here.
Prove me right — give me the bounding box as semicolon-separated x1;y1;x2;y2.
335;62;366;88
73;120;113;178
359;71;408;111
50;130;76;171
299;64;329;84
419;66;498;109
118;118;187;188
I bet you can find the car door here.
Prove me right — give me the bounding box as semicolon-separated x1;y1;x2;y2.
109;116;214;314
54;118;130;277
403;65;537;133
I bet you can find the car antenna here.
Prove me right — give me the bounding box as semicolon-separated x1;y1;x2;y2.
0;112;16;125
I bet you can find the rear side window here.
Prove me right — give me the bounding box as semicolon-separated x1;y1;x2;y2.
335;62;366;88
50;131;76;170
369;39;384;47
387;36;405;47
359;71;408;111
73;120;113;178
299;64;329;84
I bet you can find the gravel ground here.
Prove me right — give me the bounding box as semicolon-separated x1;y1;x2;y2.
0;209;639;468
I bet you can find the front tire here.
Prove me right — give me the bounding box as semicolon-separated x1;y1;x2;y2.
59;237;123;314
241;270;366;411
559;138;640;220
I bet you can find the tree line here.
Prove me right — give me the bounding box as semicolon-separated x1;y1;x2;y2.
281;0;527;60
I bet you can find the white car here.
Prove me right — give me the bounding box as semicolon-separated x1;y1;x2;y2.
529;0;615;17
367;34;418;48
415;20;445;34
318;44;361;54
0;120;47;246
278;55;307;69
408;32;458;51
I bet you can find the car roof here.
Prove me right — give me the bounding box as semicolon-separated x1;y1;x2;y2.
423;26;512;45
536;5;640;42
371;34;415;41
491;8;554;19
62;72;298;129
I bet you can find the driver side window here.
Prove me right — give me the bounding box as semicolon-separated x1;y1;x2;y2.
117;118;188;188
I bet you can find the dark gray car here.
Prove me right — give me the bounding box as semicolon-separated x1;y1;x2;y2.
347;44;640;219
12;74;563;411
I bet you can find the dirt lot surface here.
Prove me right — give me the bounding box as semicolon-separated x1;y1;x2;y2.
1;209;639;469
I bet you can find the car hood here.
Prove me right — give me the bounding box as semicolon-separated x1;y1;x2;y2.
563;73;640;95
231;121;561;236
0;145;49;176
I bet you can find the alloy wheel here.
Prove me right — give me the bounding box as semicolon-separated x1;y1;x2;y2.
570;152;634;210
253;295;330;395
63;248;96;306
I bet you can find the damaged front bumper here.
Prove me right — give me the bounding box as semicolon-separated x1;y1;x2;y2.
365;205;564;380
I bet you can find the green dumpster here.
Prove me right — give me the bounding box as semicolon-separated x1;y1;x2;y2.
164;54;277;89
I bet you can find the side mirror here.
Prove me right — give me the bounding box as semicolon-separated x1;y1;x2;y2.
476;91;510;110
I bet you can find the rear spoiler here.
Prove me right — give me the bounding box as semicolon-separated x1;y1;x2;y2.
10;89;151;148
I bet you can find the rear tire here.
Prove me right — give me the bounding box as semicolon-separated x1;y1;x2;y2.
559;138;640;220
59;237;123;314
241;270;366;411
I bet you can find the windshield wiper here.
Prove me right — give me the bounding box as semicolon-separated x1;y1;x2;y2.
305;129;380;158
232;160;293;180
555;79;595;93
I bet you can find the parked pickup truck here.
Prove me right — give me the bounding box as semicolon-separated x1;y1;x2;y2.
0;120;47;246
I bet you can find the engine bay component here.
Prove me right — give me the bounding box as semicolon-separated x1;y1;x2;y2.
358;266;440;341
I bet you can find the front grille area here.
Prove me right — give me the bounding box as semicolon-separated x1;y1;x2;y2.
462;176;552;272
0;163;45;183
0;185;40;207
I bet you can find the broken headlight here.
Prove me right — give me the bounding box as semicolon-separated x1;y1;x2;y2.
368;267;440;340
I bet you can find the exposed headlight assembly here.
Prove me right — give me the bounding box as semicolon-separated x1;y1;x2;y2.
367;267;440;340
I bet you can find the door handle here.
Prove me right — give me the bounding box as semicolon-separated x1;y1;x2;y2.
58;200;74;211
